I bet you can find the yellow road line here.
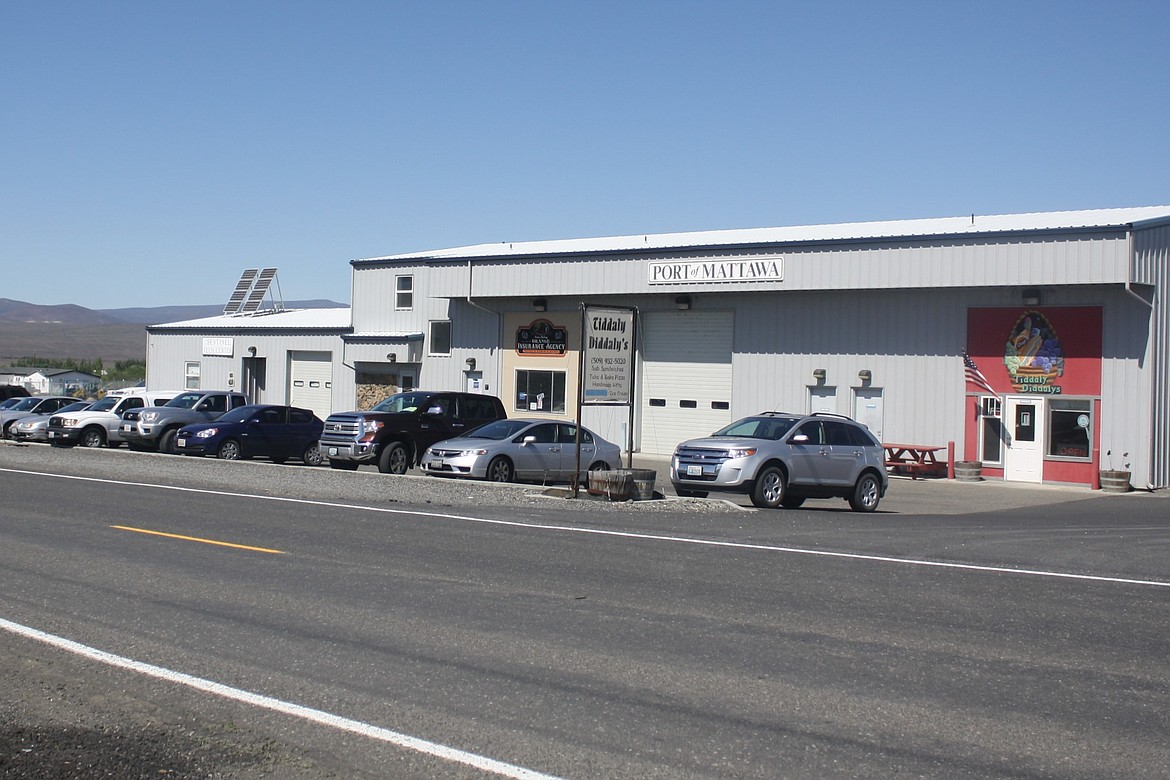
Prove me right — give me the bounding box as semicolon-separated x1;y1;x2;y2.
111;525;285;555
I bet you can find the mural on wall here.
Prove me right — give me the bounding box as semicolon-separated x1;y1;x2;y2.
515;319;568;356
1003;310;1065;394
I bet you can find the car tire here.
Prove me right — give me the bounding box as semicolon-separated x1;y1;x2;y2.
780;495;806;509
750;465;787;509
486;456;514;482
378;442;409;474
302;443;324;466
157;429;178;455
217;439;242;460
329;459;359;471
675;488;709;499
588;460;611;472
849;471;882;513
80;427;106;448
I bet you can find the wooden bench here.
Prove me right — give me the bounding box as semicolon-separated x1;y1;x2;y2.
883;444;947;479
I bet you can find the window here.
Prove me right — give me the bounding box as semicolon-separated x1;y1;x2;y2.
184;361;200;390
1048;398;1091;460
515;370;566;413
979;396;1004;464
395;275;413;310
429;321;451;355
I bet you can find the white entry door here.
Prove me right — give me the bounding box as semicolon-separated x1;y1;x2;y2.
1004;396;1044;483
853;388;884;441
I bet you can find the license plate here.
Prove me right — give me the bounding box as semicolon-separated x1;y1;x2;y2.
328;447;338;456
430;459;444;468
687;464;703;476
48;431;58;439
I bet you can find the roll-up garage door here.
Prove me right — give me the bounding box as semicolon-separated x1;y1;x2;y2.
639;311;733;455
289;351;333;420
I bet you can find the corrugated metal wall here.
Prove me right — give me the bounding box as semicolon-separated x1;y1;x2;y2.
1132;223;1170;487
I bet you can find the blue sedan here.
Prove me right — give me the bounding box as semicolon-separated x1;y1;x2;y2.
175;404;324;465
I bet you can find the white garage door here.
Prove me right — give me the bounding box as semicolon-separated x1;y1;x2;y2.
639;311;733;455
289;352;333;420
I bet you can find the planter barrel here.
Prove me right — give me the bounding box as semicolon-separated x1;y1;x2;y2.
953;461;983;482
1099;470;1132;493
587;469;657;501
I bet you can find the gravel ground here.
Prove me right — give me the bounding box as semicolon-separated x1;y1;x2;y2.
0;441;732;779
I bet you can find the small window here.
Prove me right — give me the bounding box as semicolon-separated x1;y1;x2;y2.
184;361;200;390
395;275;413;310
711;401;730;410
515;370;566;413
649;398;666;407
679;400;697;408
429;321;452;355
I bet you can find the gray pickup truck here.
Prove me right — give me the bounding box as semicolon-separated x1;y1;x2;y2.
120;390;249;454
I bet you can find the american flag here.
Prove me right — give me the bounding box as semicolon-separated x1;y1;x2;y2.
962;350;998;395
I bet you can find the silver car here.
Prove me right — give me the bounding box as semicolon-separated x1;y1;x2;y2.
671;411;888;512
1;396;78;439
421;418;621;483
10;400;92;443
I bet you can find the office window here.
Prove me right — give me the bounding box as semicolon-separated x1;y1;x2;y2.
429;321;451;355
184;361;200;390
515;370;566;413
1048;399;1091;460
395;275;413;310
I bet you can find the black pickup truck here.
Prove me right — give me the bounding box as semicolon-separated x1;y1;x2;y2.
318;390;507;474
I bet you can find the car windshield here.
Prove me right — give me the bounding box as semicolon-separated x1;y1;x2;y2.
711;416;799;440
371;392;432;413
214;405;264;424
9;397;41;411
463;419;532;440
163;392;206;409
57;402;91;414
88;395;121;412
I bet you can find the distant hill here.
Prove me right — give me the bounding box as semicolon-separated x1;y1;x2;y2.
0;299;347;362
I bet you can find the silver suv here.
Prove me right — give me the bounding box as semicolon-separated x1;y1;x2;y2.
670;412;888;512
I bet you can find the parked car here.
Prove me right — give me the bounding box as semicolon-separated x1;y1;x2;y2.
11;400;92;443
175;404;324;465
670;411;888;512
0;397;27;411
1;396;78;439
319;391;507;473
120;390;249;453
47;389;177;448
420;418;621;483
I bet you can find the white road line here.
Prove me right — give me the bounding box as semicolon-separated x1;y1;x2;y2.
4;466;1169;589
0;617;564;780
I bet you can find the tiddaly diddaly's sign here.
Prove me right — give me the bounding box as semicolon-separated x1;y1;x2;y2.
1003;310;1065;394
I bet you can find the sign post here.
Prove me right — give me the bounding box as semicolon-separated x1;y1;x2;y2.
574;304;638;496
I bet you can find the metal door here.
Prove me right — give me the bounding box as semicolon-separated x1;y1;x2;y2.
853;388;884;441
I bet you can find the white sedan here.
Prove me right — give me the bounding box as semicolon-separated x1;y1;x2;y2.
421;419;621;483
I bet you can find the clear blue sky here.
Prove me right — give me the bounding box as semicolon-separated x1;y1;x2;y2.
3;1;1168;309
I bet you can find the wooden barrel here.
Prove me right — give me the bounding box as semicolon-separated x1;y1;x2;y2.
953;462;983;482
1099;471;1132;493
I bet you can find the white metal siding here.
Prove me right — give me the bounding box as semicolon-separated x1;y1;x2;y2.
289;352;333;421
639;311;733;455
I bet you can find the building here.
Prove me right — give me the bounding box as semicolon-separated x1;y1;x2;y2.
146;205;1170;490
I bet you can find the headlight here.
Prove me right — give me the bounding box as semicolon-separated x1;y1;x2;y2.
61;417;80;427
459;449;489;457
195;428;218;438
141;411;159;423
726;447;758;458
358;419;383;441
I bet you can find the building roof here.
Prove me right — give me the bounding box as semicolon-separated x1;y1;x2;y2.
148;307;352;330
355;206;1170;265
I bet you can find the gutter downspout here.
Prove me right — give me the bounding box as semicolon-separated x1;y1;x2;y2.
1124;228;1157;490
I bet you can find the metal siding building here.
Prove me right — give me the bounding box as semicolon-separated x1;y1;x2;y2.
146;206;1170;489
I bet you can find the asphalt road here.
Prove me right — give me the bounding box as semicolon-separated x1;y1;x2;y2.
2;447;1168;778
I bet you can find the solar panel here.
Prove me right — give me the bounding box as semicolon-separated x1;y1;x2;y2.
222;269;259;315
240;267;278;313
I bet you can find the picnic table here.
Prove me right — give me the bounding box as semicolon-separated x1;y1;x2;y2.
883;443;946;479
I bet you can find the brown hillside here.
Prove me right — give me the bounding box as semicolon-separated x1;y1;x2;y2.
0;323;147;362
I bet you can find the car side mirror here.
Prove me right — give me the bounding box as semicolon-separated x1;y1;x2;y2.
521;435;536;446
790;434;810;444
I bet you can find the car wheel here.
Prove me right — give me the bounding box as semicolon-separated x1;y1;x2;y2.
302;443;324;466
676;488;709;499
157;429;178;454
81;427;106;448
849;472;882;512
750;465;787;509
378;442;409;474
486;456;514;482
588;460;611;472
217;439;242;460
780;495;806;509
329;459;359;471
